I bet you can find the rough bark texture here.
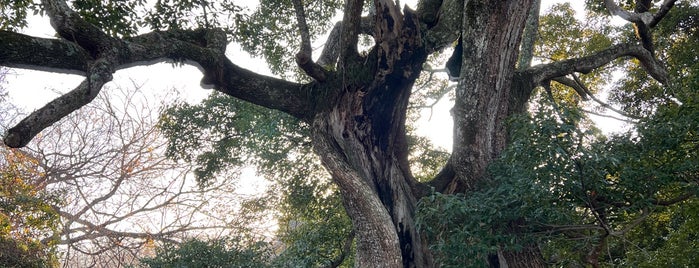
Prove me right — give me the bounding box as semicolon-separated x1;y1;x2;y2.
310;2;431;266
0;0;673;267
452;0;534;191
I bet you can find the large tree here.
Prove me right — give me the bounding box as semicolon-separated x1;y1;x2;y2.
0;0;681;266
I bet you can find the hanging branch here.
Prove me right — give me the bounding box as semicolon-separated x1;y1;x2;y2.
571;73;641;120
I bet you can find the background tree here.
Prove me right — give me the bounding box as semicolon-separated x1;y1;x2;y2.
141;237;271;268
0;79;61;267
0;0;692;267
1;81;272;266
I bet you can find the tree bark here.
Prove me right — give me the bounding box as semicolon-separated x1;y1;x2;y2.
309;3;432;266
450;1;546;267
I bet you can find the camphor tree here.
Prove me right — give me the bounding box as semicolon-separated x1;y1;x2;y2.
0;0;691;266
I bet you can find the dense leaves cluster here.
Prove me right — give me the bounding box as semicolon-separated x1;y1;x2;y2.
417;90;698;266
416;5;699;263
141;238;271;268
234;0;344;76
0;148;61;268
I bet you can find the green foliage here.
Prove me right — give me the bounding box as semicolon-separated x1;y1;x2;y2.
0;0;39;31
159;92;355;266
234;0;344;77
610;2;699;116
158;92;309;185
538;3;618;105
72;0;145;37
141;238;271;268
538;3;615;62
0;148;61;268
417;97;590;267
417;90;698;266
272;179;354;267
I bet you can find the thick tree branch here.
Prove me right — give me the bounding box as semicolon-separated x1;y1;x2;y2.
2;26;319;147
3;0;126;148
338;0;364;65
127;30;314;118
317;17;374;68
529;43;668;85
518;0;541;70
41;0;122;58
291;0;328;81
4;59;113;148
0;31;91;75
604;0;654;25
421;0;462;51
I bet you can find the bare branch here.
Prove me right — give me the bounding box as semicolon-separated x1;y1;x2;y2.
570;73;641;120
580;109;638;124
21;87;265;264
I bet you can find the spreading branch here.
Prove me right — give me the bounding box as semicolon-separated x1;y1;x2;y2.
604;0;678;55
2;3;319;148
529;43;668;86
